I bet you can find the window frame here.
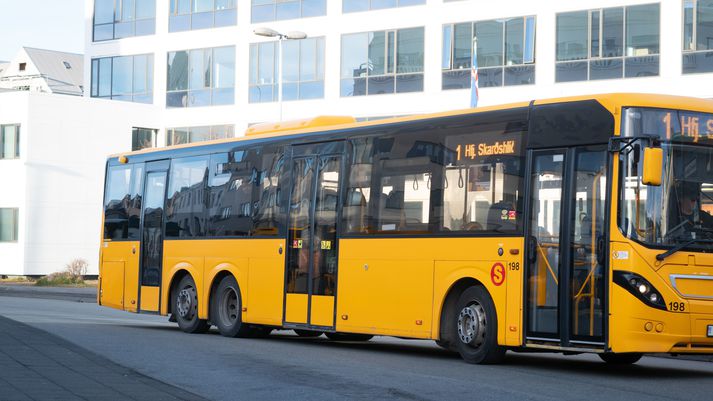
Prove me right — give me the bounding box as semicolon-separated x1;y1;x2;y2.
682;0;713;74
441;15;536;90
0;208;19;243
342;0;425;14
166;125;235;146
92;0;156;42
90;54;154;103
166;47;236;108
169;0;237;32
0;124;20;160
250;0;326;23
555;3;661;82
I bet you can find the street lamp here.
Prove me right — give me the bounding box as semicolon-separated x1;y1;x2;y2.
253;27;307;121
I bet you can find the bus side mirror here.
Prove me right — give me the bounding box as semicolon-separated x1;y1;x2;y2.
642;147;663;186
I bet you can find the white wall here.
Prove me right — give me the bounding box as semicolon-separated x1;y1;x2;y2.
0;92;160;276
84;0;713;137
0;92;29;275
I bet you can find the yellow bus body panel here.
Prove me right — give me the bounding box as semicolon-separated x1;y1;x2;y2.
285;293;308;324
310;295;335;327
100;241;139;312
140;286;160;312
337;237;523;344
161;239;284;324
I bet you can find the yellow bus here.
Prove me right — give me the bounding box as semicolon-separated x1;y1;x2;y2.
99;93;713;364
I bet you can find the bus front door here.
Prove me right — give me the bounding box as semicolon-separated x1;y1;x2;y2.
137;160;169;313
524;146;608;348
284;144;343;330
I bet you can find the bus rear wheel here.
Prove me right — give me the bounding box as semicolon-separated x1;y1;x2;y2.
452;286;505;364
211;275;270;338
173;275;210;334
325;332;373;342
599;353;642;364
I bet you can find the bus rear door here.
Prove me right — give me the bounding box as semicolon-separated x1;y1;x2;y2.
284;142;344;330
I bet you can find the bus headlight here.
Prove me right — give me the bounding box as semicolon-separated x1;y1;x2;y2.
613;271;667;311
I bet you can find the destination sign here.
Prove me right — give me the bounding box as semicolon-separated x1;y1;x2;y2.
625;108;713;144
455;140;518;161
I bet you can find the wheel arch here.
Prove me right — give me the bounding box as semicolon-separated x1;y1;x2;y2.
165;269;192;316
438;277;484;343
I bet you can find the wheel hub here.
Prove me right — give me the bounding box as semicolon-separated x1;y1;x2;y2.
457;303;486;347
177;288;193;319
219;287;239;324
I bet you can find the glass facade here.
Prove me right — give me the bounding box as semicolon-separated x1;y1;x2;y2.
132;127;157;150
166;47;235;108
556;4;660;82
249;37;325;103
251;0;326;23
341;28;425;97
343;0;425;13
167;125;235;145
0;208;19;242
93;0;156;41
91;55;154;103
683;0;713;74
169;0;237;32
0;125;20;160
442;16;536;89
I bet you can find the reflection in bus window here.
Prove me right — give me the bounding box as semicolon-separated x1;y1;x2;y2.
166;156;209;238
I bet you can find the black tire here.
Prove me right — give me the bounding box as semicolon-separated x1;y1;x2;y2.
435;340;455;352
294;329;323;338
599;352;643;364
210;275;252;338
452;286;505;364
173;275;210;334
325;332;373;342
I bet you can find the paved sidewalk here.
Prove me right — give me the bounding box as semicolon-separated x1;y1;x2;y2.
0;285;96;303
0;315;208;401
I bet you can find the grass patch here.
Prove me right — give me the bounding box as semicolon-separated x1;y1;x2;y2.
35;272;85;287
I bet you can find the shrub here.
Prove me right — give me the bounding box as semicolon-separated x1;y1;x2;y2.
34;258;88;286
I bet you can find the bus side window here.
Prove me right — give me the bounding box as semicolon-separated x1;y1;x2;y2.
104;164;132;241
252;146;285;236
166;156;209;238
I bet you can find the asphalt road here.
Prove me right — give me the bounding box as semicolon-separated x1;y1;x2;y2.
0;296;711;401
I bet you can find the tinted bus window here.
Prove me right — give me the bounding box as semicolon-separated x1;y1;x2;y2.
252;146;285;236
127;164;144;240
166;156;209;238
207;150;257;237
104;165;132;240
343;113;526;235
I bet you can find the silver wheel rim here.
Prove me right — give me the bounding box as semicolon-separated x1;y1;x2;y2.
457;302;486;348
219;286;239;326
177;287;195;319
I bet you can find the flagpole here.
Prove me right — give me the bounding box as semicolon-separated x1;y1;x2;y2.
470;36;479;108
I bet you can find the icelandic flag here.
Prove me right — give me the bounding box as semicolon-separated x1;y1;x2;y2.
470;37;479;108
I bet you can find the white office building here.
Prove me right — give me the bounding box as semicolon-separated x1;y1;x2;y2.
83;0;713;150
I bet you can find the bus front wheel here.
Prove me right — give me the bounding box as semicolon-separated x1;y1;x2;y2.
173;275;210;334
452;286;505;364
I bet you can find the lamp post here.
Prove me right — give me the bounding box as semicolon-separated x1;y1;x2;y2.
253;27;307;122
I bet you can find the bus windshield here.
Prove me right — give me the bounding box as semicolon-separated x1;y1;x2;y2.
620;109;713;250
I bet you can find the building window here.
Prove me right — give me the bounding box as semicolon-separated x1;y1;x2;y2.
341;27;424;97
132;127;157;150
167;47;235;108
90;54;154;103
683;0;713;74
18;63;26;71
556;4;660;82
0;208;19;242
249;37;325;103
251;0;326;23
442;16;536;90
169;0;237;32
0;125;20;159
167;125;235;146
93;0;156;41
343;0;424;13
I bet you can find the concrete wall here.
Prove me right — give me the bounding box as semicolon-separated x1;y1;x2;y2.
0;92;159;275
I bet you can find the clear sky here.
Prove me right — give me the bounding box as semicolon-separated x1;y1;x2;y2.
0;0;85;61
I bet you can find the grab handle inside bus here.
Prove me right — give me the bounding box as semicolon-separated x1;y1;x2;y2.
642;147;663;186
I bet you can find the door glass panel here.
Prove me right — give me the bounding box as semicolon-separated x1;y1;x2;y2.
570;147;607;341
527;152;565;336
287;158;315;294
313;156;340;296
141;171;166;287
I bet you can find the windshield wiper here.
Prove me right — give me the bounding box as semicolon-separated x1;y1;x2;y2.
656;238;713;261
